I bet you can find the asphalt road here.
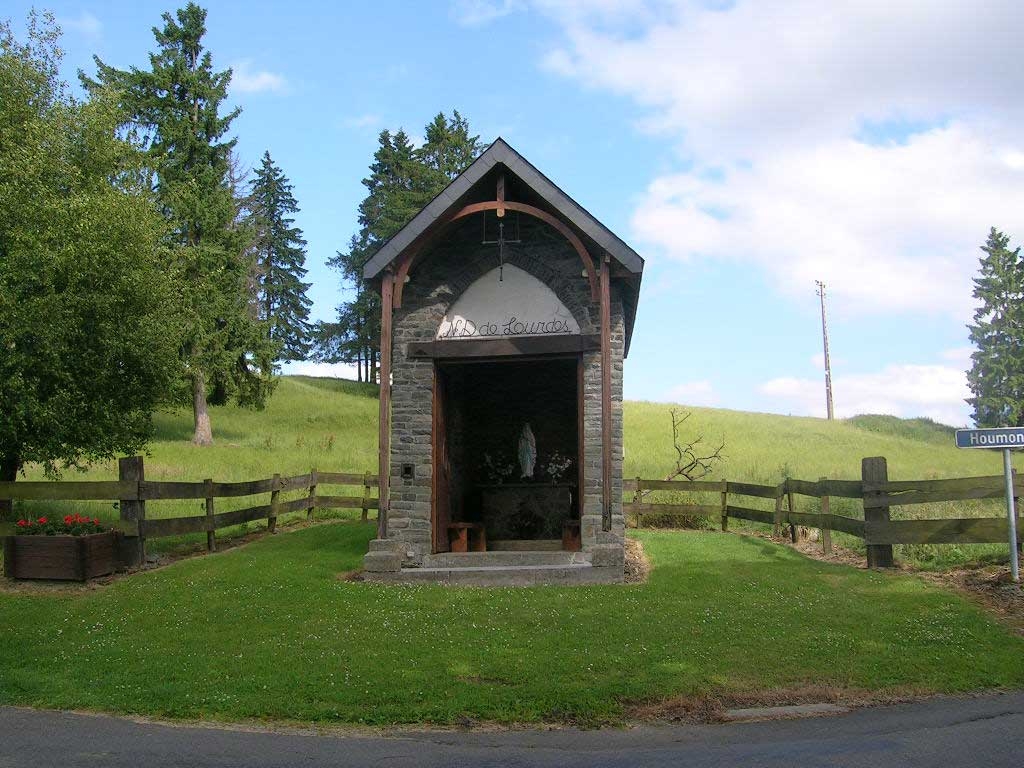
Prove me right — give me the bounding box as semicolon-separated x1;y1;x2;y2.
2;693;1023;767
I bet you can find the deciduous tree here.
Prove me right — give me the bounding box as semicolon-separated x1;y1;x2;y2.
0;13;180;516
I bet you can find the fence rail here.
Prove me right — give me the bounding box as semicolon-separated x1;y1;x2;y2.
0;457;379;566
625;457;1021;566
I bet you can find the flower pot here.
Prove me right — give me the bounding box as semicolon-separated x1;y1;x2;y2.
3;531;120;581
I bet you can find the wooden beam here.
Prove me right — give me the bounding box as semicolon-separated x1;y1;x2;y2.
407;334;600;359
378;270;394;539
496;172;505;217
392;200;601;308
600;254;612;532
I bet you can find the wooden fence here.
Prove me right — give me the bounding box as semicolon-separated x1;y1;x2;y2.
624;456;1022;567
3;455;1020;570
0;457;378;567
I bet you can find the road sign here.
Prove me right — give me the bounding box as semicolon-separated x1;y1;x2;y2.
955;427;1024;449
955;427;1021;581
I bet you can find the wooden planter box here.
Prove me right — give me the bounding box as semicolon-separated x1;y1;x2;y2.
3;531;119;581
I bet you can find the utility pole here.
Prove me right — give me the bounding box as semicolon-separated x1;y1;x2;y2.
816;280;835;420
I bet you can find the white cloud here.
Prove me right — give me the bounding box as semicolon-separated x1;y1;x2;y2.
450;0;526;27
760;363;970;426
631;124;1024;316
230;61;287;94
59;11;102;40
664;379;719;407
282;361;360;380
536;1;1024;318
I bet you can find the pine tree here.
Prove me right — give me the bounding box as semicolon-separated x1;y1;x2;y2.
967;228;1024;426
316;113;482;380
248;151;312;362
81;3;275;444
419;110;482;184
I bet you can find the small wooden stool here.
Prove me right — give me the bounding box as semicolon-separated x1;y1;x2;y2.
447;522;486;553
562;520;581;551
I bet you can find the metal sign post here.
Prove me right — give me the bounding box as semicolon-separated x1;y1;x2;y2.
955;427;1022;583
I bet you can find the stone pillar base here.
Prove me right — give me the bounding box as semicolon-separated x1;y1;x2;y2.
589;543;625;569
363;539;404;572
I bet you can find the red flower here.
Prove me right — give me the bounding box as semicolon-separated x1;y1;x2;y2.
37;517;47;525
64;515;73;524
16;520;27;527
92;518;100;525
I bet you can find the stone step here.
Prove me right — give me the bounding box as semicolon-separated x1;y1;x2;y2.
489;539;562;551
365;563;622;587
423;550;587;568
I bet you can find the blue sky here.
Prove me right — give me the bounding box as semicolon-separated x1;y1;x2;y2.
13;0;1024;426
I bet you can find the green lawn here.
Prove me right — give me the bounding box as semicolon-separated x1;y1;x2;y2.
2;522;1022;725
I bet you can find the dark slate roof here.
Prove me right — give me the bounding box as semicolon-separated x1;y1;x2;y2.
363;137;645;278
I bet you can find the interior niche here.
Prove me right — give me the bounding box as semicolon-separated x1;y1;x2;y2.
439;357;579;542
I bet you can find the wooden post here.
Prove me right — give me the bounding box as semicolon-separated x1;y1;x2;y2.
633;476;642;529
118;456;145;568
307;468;318;523
362;471;372;523
787;481;798;543
269;473;280;534
819;476;832;555
862;456;895;568
378;270;394;539
773;492;783;538
204;478;215;552
2;536;14;578
721;480;729;531
600;254;612;532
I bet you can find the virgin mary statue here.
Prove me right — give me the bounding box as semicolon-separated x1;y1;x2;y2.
517;423;536;479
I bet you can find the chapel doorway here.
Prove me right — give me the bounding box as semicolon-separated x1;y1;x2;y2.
432;356;581;553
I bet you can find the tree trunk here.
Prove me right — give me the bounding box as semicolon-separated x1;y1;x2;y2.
0;452;19;521
192;371;214;446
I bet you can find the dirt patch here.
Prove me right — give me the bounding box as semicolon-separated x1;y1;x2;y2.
623;537;651;584
918;567;1024;635
626;684;934;724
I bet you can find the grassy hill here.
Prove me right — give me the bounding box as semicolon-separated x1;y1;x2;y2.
20;375;1004;484
13;375;1016;566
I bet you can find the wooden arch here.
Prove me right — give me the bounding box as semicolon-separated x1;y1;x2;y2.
391;200;601;309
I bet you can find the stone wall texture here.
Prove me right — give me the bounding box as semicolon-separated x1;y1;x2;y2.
383;216;625;566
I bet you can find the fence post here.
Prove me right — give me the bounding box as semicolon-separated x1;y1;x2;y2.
361;471;372;523
773;490;783;537
118;456;145;568
819;476;832;555
786;480;798;543
862;456;895;568
307;467;318;523
269;473;280;534
633;476;643;529
720;480;729;531
204;478;215;552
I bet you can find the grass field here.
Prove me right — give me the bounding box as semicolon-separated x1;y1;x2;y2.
2;523;1023;725
7;375;1018;567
